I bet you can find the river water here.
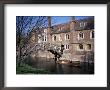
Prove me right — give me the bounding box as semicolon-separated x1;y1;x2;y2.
24;56;94;74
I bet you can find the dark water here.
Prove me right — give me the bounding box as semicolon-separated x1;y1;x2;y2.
25;56;94;74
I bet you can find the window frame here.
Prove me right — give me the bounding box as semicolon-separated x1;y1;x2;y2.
90;31;94;39
53;35;56;41
86;44;92;51
77;44;84;51
65;44;69;50
65;34;70;40
78;32;84;40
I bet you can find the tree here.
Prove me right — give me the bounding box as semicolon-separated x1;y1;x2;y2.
16;16;47;66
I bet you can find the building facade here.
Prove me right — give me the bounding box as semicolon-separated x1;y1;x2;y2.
30;17;94;62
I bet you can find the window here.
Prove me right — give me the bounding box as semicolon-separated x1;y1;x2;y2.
65;34;70;40
42;35;47;42
59;27;60;31
59;35;62;41
80;22;83;27
38;34;42;43
80;22;82;27
44;36;47;41
42;35;44;41
65;45;69;50
44;29;47;33
61;45;64;50
79;44;83;50
54;35;56;41
90;31;94;39
86;44;91;50
78;32;84;39
84;22;86;27
59;27;62;31
80;22;86;27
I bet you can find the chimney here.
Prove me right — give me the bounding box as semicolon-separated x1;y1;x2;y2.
71;16;75;21
48;16;51;28
47;16;52;42
70;16;76;31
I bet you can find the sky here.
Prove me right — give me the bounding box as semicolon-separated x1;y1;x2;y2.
51;16;90;26
16;16;92;34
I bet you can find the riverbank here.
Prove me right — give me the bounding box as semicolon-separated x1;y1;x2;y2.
16;57;94;74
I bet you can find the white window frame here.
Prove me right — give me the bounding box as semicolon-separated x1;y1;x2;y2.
77;44;84;51
44;36;47;42
83;22;86;27
80;22;83;27
44;29;47;33
65;34;70;40
80;22;82;27
59;34;62;41
80;22;86;27
86;44;92;51
78;32;84;40
42;33;47;42
59;27;62;31
38;34;42;43
53;35;56;41
90;31;94;39
65;44;69;50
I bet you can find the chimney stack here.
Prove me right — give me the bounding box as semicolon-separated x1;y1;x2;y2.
70;16;76;31
48;16;51;28
47;16;52;42
71;16;75;21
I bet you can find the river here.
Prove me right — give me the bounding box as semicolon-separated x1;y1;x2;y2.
24;56;94;74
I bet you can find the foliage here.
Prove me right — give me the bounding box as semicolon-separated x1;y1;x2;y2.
16;63;50;74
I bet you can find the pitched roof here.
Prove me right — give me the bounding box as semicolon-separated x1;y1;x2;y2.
74;17;94;30
51;23;70;34
51;17;94;34
34;17;94;35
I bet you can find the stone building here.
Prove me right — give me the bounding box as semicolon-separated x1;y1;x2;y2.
29;16;94;62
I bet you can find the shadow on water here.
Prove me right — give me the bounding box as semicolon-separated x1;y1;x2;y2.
24;56;94;74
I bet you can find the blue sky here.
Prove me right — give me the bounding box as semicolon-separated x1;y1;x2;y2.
51;16;89;26
16;16;92;34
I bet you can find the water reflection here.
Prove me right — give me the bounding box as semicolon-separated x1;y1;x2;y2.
24;56;94;74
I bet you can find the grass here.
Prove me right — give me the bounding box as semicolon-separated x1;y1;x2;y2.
16;63;51;74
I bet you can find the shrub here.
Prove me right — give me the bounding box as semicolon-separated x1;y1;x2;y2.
16;63;50;74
